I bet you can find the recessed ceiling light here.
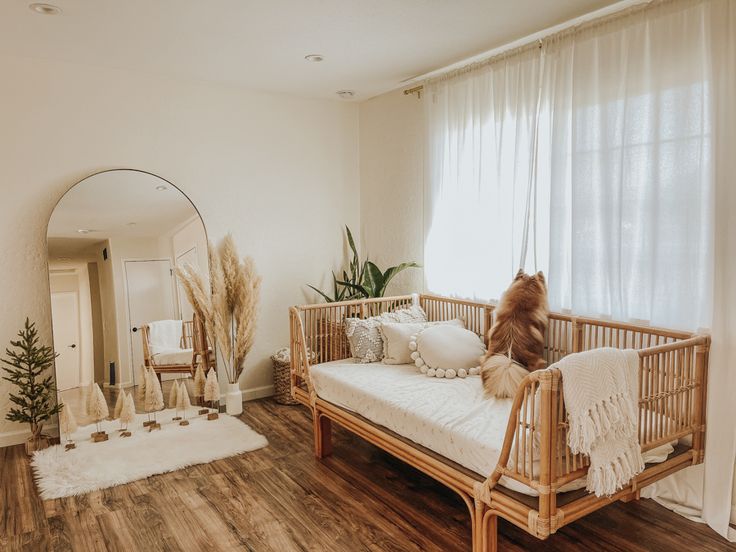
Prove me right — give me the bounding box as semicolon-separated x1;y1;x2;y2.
58;257;71;262
304;54;324;63
126;222;137;227
76;229;94;234
336;90;355;99
155;185;168;191
29;3;62;15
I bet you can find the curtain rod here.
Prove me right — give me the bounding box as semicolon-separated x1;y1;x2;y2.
402;0;649;97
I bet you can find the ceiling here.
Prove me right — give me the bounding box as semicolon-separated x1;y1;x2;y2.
0;0;617;100
47;170;198;252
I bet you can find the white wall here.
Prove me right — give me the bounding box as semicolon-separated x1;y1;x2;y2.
0;54;359;445
359;89;425;295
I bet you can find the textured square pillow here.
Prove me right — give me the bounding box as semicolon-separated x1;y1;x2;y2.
344;305;427;363
379;319;464;365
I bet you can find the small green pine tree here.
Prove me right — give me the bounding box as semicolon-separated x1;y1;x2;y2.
1;318;62;438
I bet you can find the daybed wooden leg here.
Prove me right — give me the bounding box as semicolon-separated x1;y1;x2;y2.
621;489;641;503
472;500;498;552
313;411;333;459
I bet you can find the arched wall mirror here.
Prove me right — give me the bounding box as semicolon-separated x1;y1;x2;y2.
46;169;211;424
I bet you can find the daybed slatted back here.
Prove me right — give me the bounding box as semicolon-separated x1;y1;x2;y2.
290;294;708;500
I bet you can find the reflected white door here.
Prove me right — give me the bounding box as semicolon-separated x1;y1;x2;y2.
125;259;176;385
51;292;81;391
175;246;198;321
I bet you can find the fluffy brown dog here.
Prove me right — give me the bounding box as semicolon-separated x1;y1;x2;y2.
481;270;549;398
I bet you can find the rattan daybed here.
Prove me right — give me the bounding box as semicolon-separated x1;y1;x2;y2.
289;294;709;552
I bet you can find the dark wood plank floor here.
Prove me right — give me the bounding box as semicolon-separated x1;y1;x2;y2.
1;398;733;551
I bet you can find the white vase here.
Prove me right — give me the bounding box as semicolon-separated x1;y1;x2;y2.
225;383;243;415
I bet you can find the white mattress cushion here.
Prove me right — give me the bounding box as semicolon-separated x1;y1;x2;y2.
151;348;193;365
310;360;674;496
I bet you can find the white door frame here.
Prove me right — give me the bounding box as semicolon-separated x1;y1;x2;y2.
174;245;198;319
122;257;176;386
50;290;82;390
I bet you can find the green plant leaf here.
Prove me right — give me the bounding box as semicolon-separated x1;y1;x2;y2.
307;284;336;303
336;280;369;297
345;225;358;261
362;261;385;297
380;262;420;294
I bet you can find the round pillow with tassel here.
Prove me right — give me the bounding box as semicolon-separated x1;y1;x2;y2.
409;325;485;379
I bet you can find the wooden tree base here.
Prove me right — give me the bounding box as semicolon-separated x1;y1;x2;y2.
64;443;76;451
148;423;161;432
93;432;109;443
142;420;155;427
207;413;219;421
198;409;209;415
172;416;182;421
179;420;190;426
120;431;132;438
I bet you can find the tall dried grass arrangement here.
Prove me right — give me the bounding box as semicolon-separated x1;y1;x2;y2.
175;234;261;384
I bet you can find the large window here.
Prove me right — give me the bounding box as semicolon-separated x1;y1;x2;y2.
424;1;713;330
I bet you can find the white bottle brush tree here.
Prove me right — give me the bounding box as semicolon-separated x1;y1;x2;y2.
204;368;220;418
1;319;62;454
57;401;78;450
176;234;261;389
168;379;180;420
89;383;109;438
176;381;192;425
144;368;164;427
119;393;136;436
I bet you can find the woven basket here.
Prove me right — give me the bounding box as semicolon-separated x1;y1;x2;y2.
271;348;299;405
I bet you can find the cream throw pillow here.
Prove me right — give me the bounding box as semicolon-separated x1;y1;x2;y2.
344;305;427;363
410;325;486;379
379;319;464;365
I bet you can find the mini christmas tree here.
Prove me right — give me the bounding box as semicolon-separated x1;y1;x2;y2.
136;363;148;401
142;368;155;427
145;369;164;430
168;380;181;420
1;318;62;455
193;364;206;406
57;401;78;451
119;392;136;437
84;381;95;417
113;387;125;420
89;383;109;442
203;368;220;420
177;381;192;426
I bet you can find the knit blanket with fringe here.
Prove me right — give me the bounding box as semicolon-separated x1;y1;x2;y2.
556;347;645;497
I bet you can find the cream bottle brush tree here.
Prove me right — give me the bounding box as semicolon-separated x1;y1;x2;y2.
176;381;192;426
176;235;261;386
203;368;220;420
119;393;135;437
168;379;180;420
89;383;109;442
145;368;165;430
57;402;77;451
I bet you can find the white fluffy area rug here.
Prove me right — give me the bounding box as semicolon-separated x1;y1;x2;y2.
31;408;268;500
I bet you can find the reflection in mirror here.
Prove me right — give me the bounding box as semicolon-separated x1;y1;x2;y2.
46;169;211;426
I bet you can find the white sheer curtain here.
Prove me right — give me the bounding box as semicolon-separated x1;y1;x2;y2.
424;0;735;540
424;47;545;300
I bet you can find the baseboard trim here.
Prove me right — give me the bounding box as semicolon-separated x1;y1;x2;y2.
243;385;274;401
0;424;59;448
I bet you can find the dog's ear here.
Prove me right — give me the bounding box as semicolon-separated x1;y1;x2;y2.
535;271;546;284
514;269;525;280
